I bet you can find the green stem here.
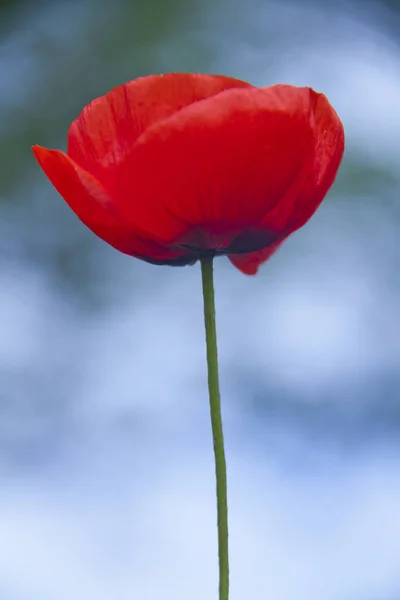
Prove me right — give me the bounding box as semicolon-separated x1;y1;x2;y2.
200;257;229;600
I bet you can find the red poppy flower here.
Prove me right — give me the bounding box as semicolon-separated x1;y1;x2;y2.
32;73;344;275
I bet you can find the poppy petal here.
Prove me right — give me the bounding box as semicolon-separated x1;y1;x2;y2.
258;91;344;235
230;91;344;274
112;85;317;248
32;145;188;264
67;73;252;186
228;242;283;275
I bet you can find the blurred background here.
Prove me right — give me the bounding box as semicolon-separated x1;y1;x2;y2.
1;0;400;598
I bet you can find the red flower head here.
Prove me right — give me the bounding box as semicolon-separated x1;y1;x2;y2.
32;73;344;275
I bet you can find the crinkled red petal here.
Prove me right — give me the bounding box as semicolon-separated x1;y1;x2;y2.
229;89;344;275
32;145;189;264
112;85;317;247
257;90;345;236
67;73;252;187
228;242;283;275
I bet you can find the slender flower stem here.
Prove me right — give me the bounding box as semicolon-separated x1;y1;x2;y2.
200;257;229;600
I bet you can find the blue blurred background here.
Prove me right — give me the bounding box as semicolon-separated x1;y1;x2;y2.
1;0;400;598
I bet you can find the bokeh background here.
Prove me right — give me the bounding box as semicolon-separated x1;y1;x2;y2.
1;0;400;598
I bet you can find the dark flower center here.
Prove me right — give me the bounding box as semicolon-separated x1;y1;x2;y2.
180;227;281;258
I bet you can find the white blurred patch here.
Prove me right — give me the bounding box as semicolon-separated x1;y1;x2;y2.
0;449;400;599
